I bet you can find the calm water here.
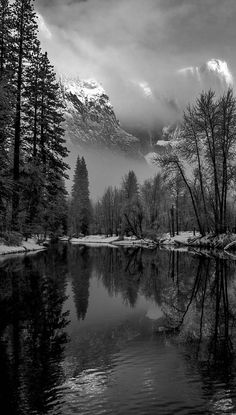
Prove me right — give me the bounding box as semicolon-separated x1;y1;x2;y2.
1;245;236;414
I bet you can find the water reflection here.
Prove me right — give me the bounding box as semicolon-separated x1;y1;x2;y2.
0;248;70;415
160;254;236;364
69;246;236;365
1;246;236;414
69;246;91;320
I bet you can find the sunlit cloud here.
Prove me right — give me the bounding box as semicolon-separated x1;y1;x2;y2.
37;13;52;40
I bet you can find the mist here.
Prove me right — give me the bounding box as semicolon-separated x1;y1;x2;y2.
66;143;157;200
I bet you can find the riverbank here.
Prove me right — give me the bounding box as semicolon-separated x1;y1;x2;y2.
68;232;236;252
160;232;236;251
0;238;46;256
69;235;156;248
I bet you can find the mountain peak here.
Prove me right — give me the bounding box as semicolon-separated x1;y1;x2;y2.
60;75;141;157
60;76;111;108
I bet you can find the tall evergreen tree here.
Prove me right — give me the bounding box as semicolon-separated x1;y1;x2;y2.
121;170;143;237
0;0;12;79
23;50;68;231
0;0;69;236
122;170;139;200
70;156;90;236
0;0;13;227
11;0;38;229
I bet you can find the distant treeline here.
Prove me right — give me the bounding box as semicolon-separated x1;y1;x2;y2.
90;170;196;238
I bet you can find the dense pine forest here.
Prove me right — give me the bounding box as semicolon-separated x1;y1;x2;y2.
0;0;68;242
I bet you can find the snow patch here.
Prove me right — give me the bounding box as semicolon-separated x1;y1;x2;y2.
62;77;112;108
0;238;46;256
156;140;171;147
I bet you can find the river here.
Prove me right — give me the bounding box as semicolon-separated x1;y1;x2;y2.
1;244;236;414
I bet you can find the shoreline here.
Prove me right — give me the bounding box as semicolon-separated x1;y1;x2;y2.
67;232;236;252
0;239;46;257
68;235;157;248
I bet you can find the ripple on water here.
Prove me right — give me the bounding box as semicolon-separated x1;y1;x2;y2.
51;338;236;415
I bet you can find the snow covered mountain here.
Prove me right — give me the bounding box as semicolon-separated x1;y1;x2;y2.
60;58;233;162
60;77;141;157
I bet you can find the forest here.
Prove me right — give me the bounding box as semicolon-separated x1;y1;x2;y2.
0;0;68;244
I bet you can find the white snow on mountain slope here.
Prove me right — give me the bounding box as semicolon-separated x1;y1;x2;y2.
178;59;233;87
61;77;113;108
60;77;141;157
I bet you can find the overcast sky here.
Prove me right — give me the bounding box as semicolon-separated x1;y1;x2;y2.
35;0;236;127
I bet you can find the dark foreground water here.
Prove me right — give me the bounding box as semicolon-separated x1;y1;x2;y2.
1;245;236;414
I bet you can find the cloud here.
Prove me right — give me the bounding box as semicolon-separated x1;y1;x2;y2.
37;13;52;40
35;0;236;128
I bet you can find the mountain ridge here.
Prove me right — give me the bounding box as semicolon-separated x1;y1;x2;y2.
60;76;142;158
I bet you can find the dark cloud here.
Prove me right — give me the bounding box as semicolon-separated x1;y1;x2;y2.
35;0;236;127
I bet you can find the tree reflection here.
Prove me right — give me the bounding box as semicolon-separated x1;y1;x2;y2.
161;253;236;364
69;246;91;320
70;245;236;366
0;248;69;415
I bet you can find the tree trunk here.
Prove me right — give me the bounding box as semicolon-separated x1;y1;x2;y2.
12;2;24;229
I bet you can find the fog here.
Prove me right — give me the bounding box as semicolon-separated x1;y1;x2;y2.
66;143;157;200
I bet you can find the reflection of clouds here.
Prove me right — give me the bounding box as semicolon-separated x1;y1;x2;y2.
64;368;110;397
209;390;235;414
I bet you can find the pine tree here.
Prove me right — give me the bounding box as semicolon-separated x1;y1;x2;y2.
70;156;90;236
122;170;139;200
0;0;69;236
0;0;12;79
21;49;69;235
11;0;38;229
121;171;143;237
0;0;13;227
0;80;12;227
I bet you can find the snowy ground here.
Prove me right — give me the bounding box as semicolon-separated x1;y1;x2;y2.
160;231;200;246
0;238;46;256
65;232;236;251
160;232;236;251
69;235;119;246
69;235;156;248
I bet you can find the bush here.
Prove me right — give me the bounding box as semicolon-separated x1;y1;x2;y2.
0;232;23;246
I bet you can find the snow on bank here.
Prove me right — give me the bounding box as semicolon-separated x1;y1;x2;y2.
113;238;156;248
69;235;157;248
160;231;199;246
0;238;46;256
70;235;119;246
160;232;236;250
